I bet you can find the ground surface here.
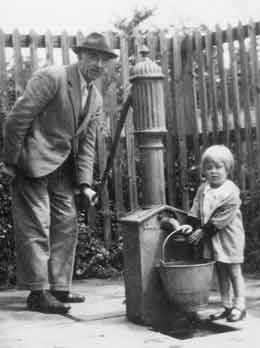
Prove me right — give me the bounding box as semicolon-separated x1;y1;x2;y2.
1;275;260;348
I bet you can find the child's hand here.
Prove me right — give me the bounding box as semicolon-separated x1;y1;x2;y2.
187;228;205;245
177;224;193;235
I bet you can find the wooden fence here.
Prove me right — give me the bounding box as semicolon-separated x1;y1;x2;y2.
1;22;260;244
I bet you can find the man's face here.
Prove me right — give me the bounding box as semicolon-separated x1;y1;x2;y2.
78;50;111;82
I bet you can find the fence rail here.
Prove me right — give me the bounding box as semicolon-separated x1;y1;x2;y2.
1;21;260;243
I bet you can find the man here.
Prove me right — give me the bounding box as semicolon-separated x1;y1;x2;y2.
1;32;117;314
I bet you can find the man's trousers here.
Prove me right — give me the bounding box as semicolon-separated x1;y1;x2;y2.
11;162;78;291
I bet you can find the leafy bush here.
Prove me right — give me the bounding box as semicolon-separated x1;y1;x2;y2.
0;194;123;287
74;213;123;279
241;193;260;273
0;185;16;287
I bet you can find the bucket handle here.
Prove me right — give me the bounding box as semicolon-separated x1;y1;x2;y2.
161;225;192;263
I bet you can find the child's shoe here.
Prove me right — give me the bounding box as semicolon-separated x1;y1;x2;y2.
209;307;232;321
226;307;246;322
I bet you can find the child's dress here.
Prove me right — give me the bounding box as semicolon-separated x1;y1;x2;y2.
189;179;245;263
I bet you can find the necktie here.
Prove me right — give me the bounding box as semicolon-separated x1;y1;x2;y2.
81;84;88;110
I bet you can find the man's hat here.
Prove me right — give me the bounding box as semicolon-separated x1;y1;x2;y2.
72;32;117;59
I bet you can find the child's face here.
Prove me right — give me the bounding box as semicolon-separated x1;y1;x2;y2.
203;159;228;188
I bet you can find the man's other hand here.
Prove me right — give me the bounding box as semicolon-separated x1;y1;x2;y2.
80;186;98;210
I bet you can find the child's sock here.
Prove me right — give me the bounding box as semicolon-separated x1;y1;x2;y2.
233;297;246;311
222;296;232;309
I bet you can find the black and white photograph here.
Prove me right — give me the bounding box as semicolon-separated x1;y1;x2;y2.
0;0;260;347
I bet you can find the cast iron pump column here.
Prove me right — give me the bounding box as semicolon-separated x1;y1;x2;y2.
130;47;167;206
120;47;182;328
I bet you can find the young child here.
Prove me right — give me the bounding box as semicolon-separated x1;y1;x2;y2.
187;145;246;322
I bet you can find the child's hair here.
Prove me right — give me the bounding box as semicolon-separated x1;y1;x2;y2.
201;145;234;177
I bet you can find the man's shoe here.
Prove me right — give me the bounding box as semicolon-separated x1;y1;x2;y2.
51;290;85;303
27;290;71;314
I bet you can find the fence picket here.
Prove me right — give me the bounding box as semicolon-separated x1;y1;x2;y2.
96;124;112;247
29;30;38;72
195;29;208;148
159;30;177;205
183;34;200;163
76;31;84;46
120;34;138;210
105;32;124;239
45;30;54;65
12;29;25;97
216;24;230;145
133;29;143;63
249;20;260;184
238;21;255;191
205;27;219;143
227;24;244;189
61;30;70;65
172;33;189;210
91;64;111;244
109;84;124;216
147;31;157;61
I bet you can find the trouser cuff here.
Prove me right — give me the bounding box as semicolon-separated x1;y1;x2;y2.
50;284;71;291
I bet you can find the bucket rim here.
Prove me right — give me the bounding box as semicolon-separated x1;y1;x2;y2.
158;259;216;268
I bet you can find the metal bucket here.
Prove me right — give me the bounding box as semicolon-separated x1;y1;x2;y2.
158;229;215;312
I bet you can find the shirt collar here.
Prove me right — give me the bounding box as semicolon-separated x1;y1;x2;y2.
204;180;229;194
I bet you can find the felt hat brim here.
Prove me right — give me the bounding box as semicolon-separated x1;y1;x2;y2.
72;45;117;59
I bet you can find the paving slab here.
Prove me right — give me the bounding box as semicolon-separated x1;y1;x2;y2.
0;275;259;348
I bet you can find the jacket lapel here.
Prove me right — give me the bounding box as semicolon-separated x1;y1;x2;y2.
75;85;98;137
66;64;81;131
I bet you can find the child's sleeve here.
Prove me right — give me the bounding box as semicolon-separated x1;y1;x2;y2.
209;188;241;230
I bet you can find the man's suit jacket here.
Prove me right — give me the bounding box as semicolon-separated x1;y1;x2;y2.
3;63;102;186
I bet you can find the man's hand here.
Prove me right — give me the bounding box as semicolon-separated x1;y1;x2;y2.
80;186;98;210
0;163;16;186
187;228;205;245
